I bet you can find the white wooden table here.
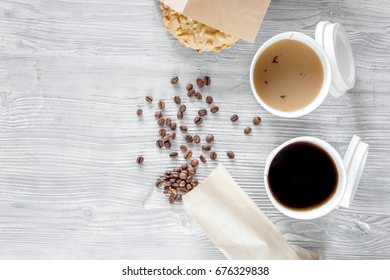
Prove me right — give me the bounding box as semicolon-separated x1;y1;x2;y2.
0;0;389;259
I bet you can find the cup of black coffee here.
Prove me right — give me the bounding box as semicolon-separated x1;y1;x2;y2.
264;136;368;219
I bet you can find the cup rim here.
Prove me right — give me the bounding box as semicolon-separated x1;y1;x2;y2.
263;137;347;219
250;32;332;118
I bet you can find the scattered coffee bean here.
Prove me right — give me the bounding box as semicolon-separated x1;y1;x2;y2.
165;118;172;126
210;151;217;160
244;127;252;134
155;179;163;188
200;155;207;163
185;135;194;143
191;159;199;167
180;125;188;133
210;106;219;113
230;114;239;122
202;144;211;151
170;122;177;130
170;152;178;158
177;111;183;120
193;135;200;144
186;83;193;91
171;132;176;140
198;109;207;117
154;111;162;119
187;89;195;97
179;172;187;180
205;134;214;143
204;76;211;86
157;118;165;126
181;163;188;170
156;139;163;149
145;95;153;103
196;78;205;88
227;150;235;159
195;92;202;100
188;167;196;175
253;116;262;125
162;134;171;142
171;76;179;84
136;108;143;117
168;195;175;204
173;96;181;105
136;156;144;164
194;116;203;125
184;150;193;160
206;96;213;104
164;141;172;149
158;100;165;109
159;128;166;136
180;145;188;152
179;104;187;113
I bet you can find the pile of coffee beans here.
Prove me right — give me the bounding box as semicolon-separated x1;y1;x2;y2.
136;75;262;204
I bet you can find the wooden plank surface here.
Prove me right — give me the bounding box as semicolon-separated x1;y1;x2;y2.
0;0;389;259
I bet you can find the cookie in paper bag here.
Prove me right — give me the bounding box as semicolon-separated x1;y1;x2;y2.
160;3;238;53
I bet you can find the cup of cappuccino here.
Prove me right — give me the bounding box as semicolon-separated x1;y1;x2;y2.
264;135;368;219
250;21;356;118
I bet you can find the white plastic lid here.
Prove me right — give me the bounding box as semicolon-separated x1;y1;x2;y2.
339;135;369;208
315;21;356;98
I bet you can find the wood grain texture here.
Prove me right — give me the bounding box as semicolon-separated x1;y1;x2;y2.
0;0;389;259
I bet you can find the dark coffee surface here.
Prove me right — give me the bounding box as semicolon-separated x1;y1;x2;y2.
268;142;338;210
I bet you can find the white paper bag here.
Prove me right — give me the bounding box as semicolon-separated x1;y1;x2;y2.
183;164;321;260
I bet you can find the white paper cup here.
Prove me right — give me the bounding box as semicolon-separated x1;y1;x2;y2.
263;137;347;219
250;32;332;118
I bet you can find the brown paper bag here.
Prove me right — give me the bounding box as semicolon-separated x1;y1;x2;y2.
183;164;322;260
161;0;271;43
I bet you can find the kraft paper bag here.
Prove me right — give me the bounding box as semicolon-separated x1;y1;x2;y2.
183;164;321;260
161;0;271;43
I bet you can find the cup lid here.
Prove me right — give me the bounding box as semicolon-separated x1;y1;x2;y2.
315;21;356;98
339;135;369;208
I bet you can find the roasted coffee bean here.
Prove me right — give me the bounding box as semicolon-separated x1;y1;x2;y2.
204;76;211;86
194;116;203;125
188;167;196;175
186;184;193;190
227;150;235;159
184;150;193;160
145;95;153;103
187;89;195;97
162;134;171;142
180;125;188;133
205;134;214;143
158;100;165;109
156;139;163;149
168;195;175;204
171;76;179;84
198;109;207;117
136;109;143;116
164;141;172;149
155;179;163;188
253;116;262;125
185;135;193;143
136;156;144;164
179;172;187;180
202;144;211;151
157;118;165;126
173;167;181;173
200;155;206;163
195;92;202;100
181;163;188;170
177;111;183;120
193;135;200;144
244;127;252;134
171;132;176;140
196;78;205;88
154;111;162;119
210;151;217;160
165;118;172;126
173;96;181;105
230;114;239;122
186;83;193;91
191;159;199;167
170;152;178;158
210;106;219;113
170;122;177;130
180;145;188;152
159;128;166;136
179;180;186;187
206;96;213;104
179;104;186;113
